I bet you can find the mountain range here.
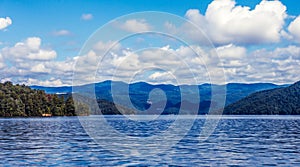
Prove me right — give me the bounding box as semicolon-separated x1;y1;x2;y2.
31;81;288;115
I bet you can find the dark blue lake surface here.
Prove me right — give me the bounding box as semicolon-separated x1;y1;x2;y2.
1;115;300;166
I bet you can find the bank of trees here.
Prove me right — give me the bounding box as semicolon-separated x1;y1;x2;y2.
223;81;300;115
0;81;89;117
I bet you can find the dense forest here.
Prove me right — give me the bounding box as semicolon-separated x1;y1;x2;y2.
223;80;300;115
0;81;89;117
95;99;136;115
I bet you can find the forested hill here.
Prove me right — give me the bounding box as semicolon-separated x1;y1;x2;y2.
0;81;88;117
0;81;136;117
223;81;300;115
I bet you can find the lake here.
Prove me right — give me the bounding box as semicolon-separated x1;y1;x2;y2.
1;115;300;166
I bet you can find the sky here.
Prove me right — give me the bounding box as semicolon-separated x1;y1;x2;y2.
1;0;300;86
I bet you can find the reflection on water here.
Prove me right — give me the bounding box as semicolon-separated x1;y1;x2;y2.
0;116;300;166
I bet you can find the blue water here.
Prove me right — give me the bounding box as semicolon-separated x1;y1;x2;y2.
1;116;300;166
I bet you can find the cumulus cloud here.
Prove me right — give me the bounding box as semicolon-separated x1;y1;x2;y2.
75;39;283;85
30;63;51;73
0;17;12;30
52;29;71;36
81;13;93;21
2;37;57;61
117;19;151;33
168;0;287;45
0;58;75;86
216;44;246;59
73;39;226;85
1;37;300;86
0;37;75;86
99;43;300;85
215;44;247;69
148;71;176;84
75;40;121;72
222;45;300;84
26;78;65;87
288;16;300;43
0;53;6;69
93;40;121;51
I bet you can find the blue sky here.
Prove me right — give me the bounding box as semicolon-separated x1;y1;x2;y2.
1;0;300;86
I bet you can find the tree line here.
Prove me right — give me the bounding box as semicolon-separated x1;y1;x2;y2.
0;81;89;117
223;81;300;115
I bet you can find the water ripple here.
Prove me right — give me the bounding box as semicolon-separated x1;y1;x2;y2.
0;116;300;166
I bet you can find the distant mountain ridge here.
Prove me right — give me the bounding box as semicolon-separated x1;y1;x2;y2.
30;85;72;94
223;81;300;115
31;81;287;114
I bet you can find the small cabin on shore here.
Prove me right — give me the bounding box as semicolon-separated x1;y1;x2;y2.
42;113;52;117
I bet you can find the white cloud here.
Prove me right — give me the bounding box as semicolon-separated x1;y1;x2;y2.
81;13;93;21
222;45;300;84
73;41;225;85
215;44;247;69
52;29;71;36
93;40;121;51
0;56;76;86
26;37;41;50
177;0;287;45
288;16;300;43
30;63;51;73
2;37;57;61
73;41;124;84
26;78;65;87
216;44;246;59
117;19;151;33
45;57;75;74
148;71;175;84
106;43;300;85
0;53;6;69
1;36;300;86
273;45;300;60
280;30;293;40
0;17;12;30
0;37;74;86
